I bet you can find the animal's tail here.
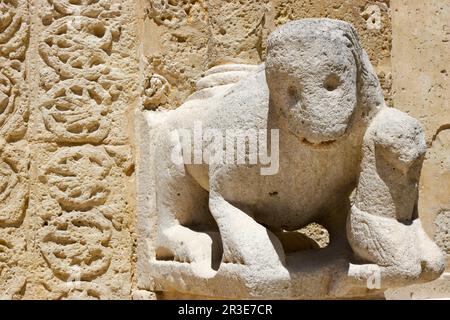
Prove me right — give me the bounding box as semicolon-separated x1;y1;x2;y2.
185;63;261;104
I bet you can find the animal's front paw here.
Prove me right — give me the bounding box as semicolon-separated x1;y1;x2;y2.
155;225;213;266
347;206;445;286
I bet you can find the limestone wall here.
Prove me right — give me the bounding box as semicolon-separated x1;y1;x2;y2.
0;0;448;299
385;0;450;299
391;0;449;266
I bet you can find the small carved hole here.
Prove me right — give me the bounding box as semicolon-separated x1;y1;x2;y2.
324;73;341;91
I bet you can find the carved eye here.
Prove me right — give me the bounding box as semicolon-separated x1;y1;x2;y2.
323;73;341;91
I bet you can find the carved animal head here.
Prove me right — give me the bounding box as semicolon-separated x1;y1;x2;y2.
266;19;384;144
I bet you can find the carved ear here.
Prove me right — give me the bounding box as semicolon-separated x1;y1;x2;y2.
358;50;384;118
342;25;384;118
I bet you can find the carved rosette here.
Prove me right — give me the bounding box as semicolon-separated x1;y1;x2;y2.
37;146;117;285
38;1;121;142
42;147;113;211
38;16;116;81
142;73;170;110
39;211;112;281
39;79;112;144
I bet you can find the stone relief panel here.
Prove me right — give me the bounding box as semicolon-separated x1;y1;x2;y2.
0;0;446;300
41;146;113;213
0;0;29;142
30;144;133;299
19;0;138;299
0;0;29;300
38;16;117;81
34;0;130;145
38;211;113;281
391;1;450;272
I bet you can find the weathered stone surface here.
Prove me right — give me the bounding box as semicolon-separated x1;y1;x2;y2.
0;0;30;300
391;0;450;274
418;130;450;269
23;144;133;299
0;0;448;300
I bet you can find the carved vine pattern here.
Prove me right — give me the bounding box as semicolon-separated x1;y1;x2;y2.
36;0;125;291
0;1;30;297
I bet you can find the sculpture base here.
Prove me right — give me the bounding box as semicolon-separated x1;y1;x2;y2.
144;244;385;299
385;273;450;300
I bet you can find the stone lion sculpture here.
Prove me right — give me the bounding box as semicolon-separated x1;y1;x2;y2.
147;19;444;297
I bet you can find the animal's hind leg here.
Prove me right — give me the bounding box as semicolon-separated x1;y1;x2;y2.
154;131;213;268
